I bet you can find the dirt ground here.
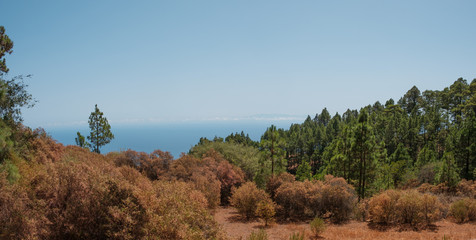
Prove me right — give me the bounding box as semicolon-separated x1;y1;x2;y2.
214;207;476;240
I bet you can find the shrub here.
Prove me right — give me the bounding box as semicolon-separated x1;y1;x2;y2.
320;175;356;223
367;189;443;228
274;181;309;219
266;172;295;200
255;200;276;226
310;217;326;237
247;229;268;240
216;160;245;205
368;190;400;224
450;199;468;223
230;182;270;219
288;231;305;240
190;170;221;209
449;198;476;223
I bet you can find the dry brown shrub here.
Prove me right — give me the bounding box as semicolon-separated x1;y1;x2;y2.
191;170;221;209
449;198;476;223
149;181;224;239
28;128;64;164
368;189;443;229
274;181;309;219
321;175;357;223
217;160;245;205
266;172;295;200
456;179;476;198
230;181;271;220
0;172;39;239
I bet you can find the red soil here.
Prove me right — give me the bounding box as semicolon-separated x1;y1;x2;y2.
214;207;476;240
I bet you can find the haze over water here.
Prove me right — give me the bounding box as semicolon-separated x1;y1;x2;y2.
47;120;299;158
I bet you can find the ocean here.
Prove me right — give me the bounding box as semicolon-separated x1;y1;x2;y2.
46;120;298;158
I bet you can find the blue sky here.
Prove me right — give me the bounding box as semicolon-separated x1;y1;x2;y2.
1;0;475;128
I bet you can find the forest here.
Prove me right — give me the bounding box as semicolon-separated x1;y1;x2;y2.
1;25;476;239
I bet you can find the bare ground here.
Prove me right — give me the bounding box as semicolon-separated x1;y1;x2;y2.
214;207;476;240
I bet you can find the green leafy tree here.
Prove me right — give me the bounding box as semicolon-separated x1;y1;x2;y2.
436;151;460;187
295;159;312;181
0;26;14;75
260;125;286;176
75;131;90;150
87;104;114;153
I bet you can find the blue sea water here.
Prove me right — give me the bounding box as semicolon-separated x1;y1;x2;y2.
46;120;298;158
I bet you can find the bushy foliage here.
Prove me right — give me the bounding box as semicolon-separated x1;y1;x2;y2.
449;198;476;223
189;140;260;180
230;182;271;219
288;231;305;240
0;134;226;239
274;175;356;223
255;200;276;226
310;217;326;237
367;189;443;228
266;172;295;200
247;229;268;240
320;175;357;222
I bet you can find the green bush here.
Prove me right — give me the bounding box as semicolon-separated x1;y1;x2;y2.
449;198;476;223
288;231;305;240
255;200;276;226
247;229;268;240
310;217;326;237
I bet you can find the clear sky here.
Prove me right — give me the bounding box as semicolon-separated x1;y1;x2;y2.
1;0;475;128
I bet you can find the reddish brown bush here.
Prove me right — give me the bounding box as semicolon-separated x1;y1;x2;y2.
217;160;245;205
449;198;476;223
320;175;357;223
274;180;310;219
367;189;443;228
191;170;221;209
266;172;295;200
230;182;271;220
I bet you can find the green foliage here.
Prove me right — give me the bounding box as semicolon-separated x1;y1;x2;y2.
436;152;460;187
255;200;276;226
288;231;305;240
75;131;90;150
0;26;13;75
449;198;476;223
260;125;286;176
190;140;260;181
295;159;312;181
0;75;35;125
247;229;268;240
0;159;20;183
87;104;114;153
310;217;326;237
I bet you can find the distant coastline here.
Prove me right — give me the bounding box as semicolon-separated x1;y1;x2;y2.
46;120;300;158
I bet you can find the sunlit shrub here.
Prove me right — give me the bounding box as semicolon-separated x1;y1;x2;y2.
230;182;271;219
216;160;245;205
191;170;221;209
310;217;326;237
274;181;309;219
449;198;476;223
255;200;276;226
368;189;443;228
266;172;295;200
247;229;268;240
288;231;305;240
320;175;356;223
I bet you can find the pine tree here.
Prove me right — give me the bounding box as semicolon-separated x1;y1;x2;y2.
88;104;114;153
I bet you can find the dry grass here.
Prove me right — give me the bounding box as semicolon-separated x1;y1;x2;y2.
215;207;476;240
